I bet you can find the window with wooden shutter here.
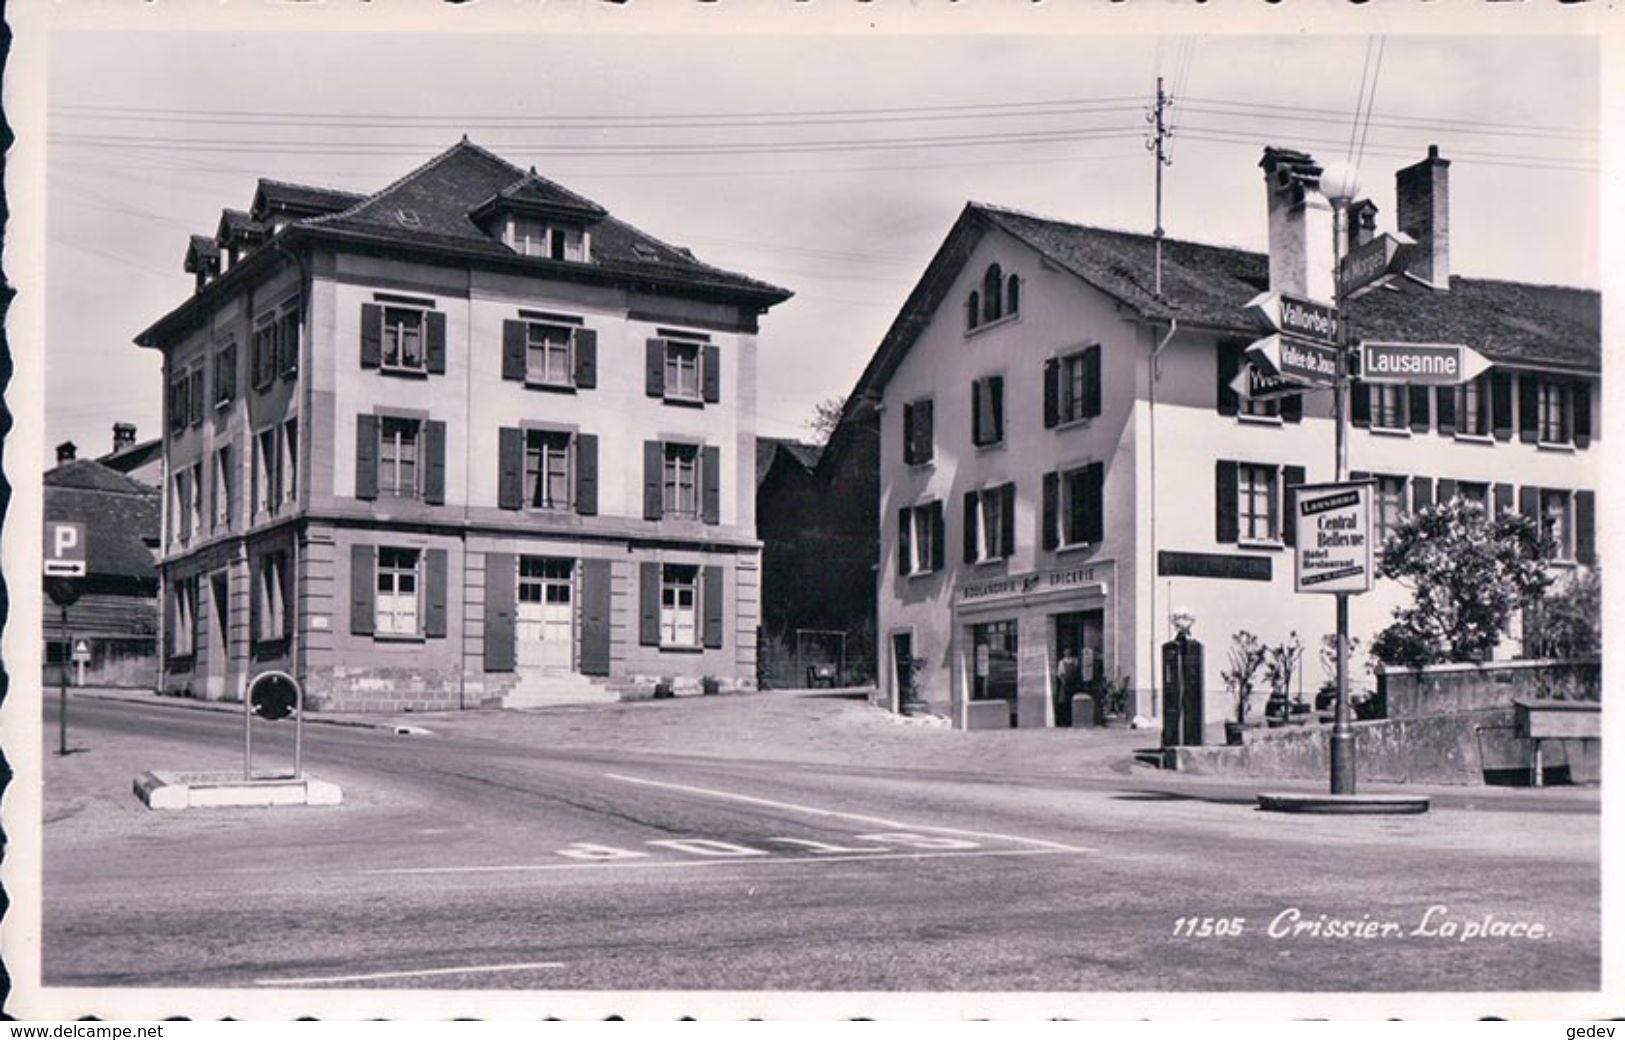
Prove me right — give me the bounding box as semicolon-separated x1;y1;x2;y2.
483;552;516;671
355;414;380;500
423;420;446;505
638;561;661;645
1573;379;1592;448
702;565;724;649
1042;472;1058;551
1217;343;1241;417
579;558;612;676
1575;490;1595;564
1494;483;1515;518
1350;380;1371;428
497;427;524;510
702;344;721;403
424;549;448;638
1491;370;1514;440
1281;466;1306;547
929;502;945;573
645;339;665;397
644;440;664;520
1215;460;1239;543
575;433;598;516
279;310;299;378
360;303;382;369
501;320;527;382
701;445;721;525
903;402;917;464
574;328;598;389
1411;476;1433;513
1408;385;1431;434
1518;374;1540;443
897;507;912;577
1436;385;1457;436
1043;358;1059;429
426;311;447;374
1000;482;1016;557
1082;346;1101;420
962;492;979;565
350;545;375;636
189;369;205;425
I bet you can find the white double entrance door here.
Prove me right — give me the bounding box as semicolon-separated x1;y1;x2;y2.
517;556;575;672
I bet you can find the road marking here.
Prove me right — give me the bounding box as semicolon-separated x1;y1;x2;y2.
254;961;565;986
765;837;891;854
362;846;1078;877
602;772;1094;853
556;842;651;861
646;838;770;857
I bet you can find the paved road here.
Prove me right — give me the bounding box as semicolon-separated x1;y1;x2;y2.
42;698;1599;993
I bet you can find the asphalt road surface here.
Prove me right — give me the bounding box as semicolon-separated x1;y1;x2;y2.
42;698;1599;993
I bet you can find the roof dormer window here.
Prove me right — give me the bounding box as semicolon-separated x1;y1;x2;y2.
395;208;422;229
507;217;587;262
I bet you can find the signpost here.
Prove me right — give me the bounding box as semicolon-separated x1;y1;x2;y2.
73;639;91;687
1359;341;1492;386
1338;231;1416;296
1293;482;1374;595
45;521;87;577
1229;364;1306;402
1245;334;1339;388
44;521;87;757
1245;290;1339;345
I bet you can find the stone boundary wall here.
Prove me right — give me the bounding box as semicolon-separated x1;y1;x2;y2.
1378;658;1599;720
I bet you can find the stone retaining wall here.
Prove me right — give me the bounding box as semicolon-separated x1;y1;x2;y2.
1379;658;1599;720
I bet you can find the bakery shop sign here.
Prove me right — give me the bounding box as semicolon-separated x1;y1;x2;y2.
957;564;1107;605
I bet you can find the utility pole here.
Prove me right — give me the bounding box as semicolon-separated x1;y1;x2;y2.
1146;76;1173;300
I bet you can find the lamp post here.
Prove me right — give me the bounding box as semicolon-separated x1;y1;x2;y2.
1319;159;1360;795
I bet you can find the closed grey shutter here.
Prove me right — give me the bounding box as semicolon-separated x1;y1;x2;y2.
963;492;978;564
426;311;447;374
644;441;664;520
1083;346;1101;419
639;561;661;646
1437;479;1457;503
1351;381;1370;427
360;304;382;369
701;445;721;525
424;549;448;638
1081;462;1104;544
1575;490;1595;564
575;433;598;516
574;328;597;389
248;557;260;645
423;420;446;505
1215;460;1239;543
1408;386;1431;434
897;508;912;577
1043;358;1059;429
355;414;379;500
483;553;515;671
1281;465;1306;547
971;380;983;446
646;339;666;397
280;313;299;377
929;501;945;572
502;320;527;381
1412;477;1433;513
702;566;724;649
1494;483;1515;518
1280;389;1303;423
1000;482;1016;557
280;551;295;640
350;545;375;636
498;427;524;510
990;375;1005;441
1518;374;1540;443
1217;342;1240;416
579;559;612;675
702;344;720;403
1519;485;1539;524
917;400;933;463
1491;370;1514;441
902;403;916;464
225;345;237;400
1436;387;1456;436
1573;379;1591;448
1041;472;1058;551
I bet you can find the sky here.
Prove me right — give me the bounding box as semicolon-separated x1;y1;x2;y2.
41;27;1600;463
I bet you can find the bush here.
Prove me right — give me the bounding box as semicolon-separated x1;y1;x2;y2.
1523;566;1601;659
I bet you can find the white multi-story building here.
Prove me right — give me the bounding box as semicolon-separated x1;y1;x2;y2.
137;140;791;711
851;146;1598;728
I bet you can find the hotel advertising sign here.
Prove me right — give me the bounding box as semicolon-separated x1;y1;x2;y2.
1293;481;1373;595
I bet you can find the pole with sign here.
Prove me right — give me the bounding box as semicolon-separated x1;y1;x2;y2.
44;521;87;756
1359;341;1492;386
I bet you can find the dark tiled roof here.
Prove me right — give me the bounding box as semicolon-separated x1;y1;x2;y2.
755;437;823;486
186;235;220;261
217;208;266;241
98;438;163;480
472;170;607;221
252;178;367;220
44;461;161;582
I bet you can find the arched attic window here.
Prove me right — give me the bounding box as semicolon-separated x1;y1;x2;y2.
967;291;981;331
982;264;1004;324
1006;273;1021;317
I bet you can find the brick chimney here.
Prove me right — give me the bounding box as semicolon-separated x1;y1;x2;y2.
113;422;138;453
1349;199;1380;249
1260;147;1335;302
1396;145;1450;290
56;441;77;464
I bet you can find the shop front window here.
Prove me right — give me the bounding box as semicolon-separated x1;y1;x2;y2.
971;619;1019;703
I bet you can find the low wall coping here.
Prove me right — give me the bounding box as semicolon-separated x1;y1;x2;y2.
1375;657;1600;678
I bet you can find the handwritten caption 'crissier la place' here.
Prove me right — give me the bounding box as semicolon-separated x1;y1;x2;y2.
1172;906;1551;942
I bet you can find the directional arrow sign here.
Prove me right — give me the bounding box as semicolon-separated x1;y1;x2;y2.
1246;334;1340;388
1360;341;1492;386
1245;291;1339;346
1339;231;1416;296
1229;364;1308;402
44;521;87;578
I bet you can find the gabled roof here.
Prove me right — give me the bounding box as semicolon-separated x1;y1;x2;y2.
470;169;608;223
216;208;266;243
755;437;823;487
98;437;163;479
184;234;220;273
44;461;161;582
845;201;1600;413
251;178;367;222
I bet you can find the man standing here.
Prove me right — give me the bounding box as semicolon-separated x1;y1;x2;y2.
1055;646;1083;728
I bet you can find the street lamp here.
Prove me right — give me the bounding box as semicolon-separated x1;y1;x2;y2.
1320;160;1360;795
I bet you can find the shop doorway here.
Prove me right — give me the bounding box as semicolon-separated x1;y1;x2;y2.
517;557;575;672
891;631;913;710
1053;609;1104;726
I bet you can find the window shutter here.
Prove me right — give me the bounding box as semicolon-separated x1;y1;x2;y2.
702;445;721;525
929;501;945;572
424;549;448;638
483;553;515;671
1280;389;1303;423
422;420;446;505
1215;460;1239;543
1042;472;1058;551
1081;462;1104;545
702;565;724;649
1575;490;1595;564
903;402;916;464
646;339;666;397
350;545;375;636
191;370;204;424
898;507;912;577
990;375;1005;441
702;344;721;403
228;433;242;524
579;558;612;676
1043;358;1059;429
1518;374;1539;443
1573;379;1592;448
498;426;523;510
501;320;527;382
1349;470;1370;482
209;461;219;527
1217;342;1241;416
575;433;598;516
1494;483;1515;518
1351;381;1370;428
639;561;661;646
971;379;984;446
963;492;978;564
1412;476;1433;513
1000;482;1016;557
1408;385;1431;434
280;314;298;377
1083;346;1101;420
1491;370;1514;440
918;400;933;463
1437;478;1457;504
1281;465;1306;548
354;414;379;500
643;440;664;520
1519;485;1539;525
360;303;382;369
1436;387;1456;436
574;328;598;389
425;311;447;374
225;347;237;401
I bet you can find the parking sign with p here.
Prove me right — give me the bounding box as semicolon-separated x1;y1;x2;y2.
45;521;87;578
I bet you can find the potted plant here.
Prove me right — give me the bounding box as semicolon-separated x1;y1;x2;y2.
1264;632;1307;725
1221;630;1266;745
1314;633;1361;722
